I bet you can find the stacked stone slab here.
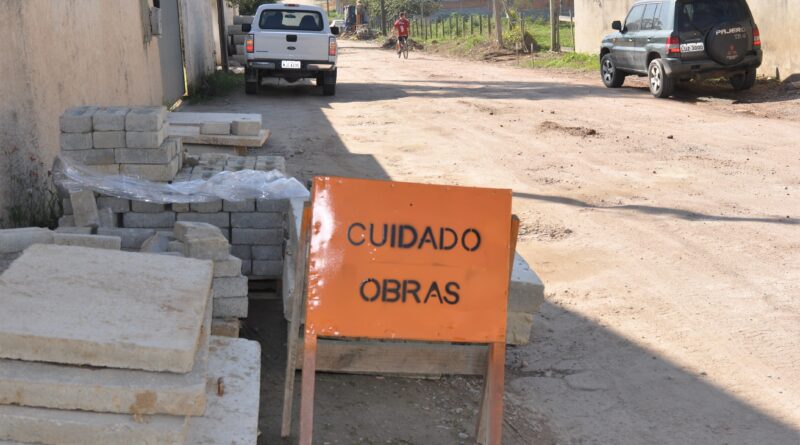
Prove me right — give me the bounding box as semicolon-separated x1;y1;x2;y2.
0;227;121;274
0;245;261;445
59;105;182;181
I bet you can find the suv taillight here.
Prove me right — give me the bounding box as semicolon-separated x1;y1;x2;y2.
328;37;337;57
246;35;254;53
666;35;680;56
753;26;761;47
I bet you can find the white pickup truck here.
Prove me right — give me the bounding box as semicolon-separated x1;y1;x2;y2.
242;3;339;96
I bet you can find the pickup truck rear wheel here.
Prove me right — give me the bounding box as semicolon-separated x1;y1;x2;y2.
321;70;337;96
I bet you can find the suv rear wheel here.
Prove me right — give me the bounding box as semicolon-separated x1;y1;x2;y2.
648;59;674;98
730;68;756;91
600;54;625;88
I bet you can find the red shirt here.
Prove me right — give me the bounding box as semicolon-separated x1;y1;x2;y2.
394;18;410;37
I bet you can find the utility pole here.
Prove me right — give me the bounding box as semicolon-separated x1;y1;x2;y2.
549;0;560;52
216;0;229;72
492;0;503;47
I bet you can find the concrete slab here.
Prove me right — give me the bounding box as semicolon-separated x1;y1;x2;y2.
509;252;546;313
126;127;167;149
120;154;182;182
213;296;248;318
96;227;155;249
126;106;167;131
201;121;231;135
187;337;260;445
116;137;179;164
213;275;248;298
167;112;261;127
60;106;97;133
0;403;188;445
69;190;99;228
0;228;54;254
53;233;121;250
168;125;270;148
93;131;126;149
0;244;212;372
0;301;212;415
231;118;261;136
214;255;242;278
61;148;116;165
92;107;130;131
59;132;93;151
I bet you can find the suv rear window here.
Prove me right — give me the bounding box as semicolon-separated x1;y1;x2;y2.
259;10;324;31
677;0;750;32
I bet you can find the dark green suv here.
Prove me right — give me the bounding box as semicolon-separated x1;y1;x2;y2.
600;0;762;98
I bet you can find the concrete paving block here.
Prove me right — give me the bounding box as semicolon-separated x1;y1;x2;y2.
241;259;252;275
92;107;130;131
233;34;247;44
0;228;54;254
97;207;117;228
213;275;248;298
93;131;126;149
231;117;261;136
59;132;93;151
185;237;230;261
62;198;73;215
60;106;97;133
126;127;167;149
120;155;181;182
232;228;282;245
231;212;283;229
186;337;260;445
506;312;534;346
509;252;546;314
256;198;290;212
58;215;75;227
69;190;99;228
231;244;252;260
252;260;283;277
62;148;116;165
252;245;282;260
131;200;166;213
123;211;176;229
177;212;230;228
96;227;156;250
125;106;167;131
190;200;223;213
214;255;243;278
54;226;93;235
227;24;246;35
172;202;191;212
233;15;254;25
0;404;188;445
201;121;231;135
174;221;223;241
212;297;248;318
0;300;211;417
168;240;185;253
0;244;212;372
115;137;179;164
210;318;240;337
96;196;130;213
223;199;255;212
53;233;121;250
140;232;171;253
86;163;121;175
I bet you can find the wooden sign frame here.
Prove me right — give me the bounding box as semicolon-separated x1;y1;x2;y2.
281;181;519;445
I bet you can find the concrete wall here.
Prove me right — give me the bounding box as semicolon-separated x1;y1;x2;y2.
0;0;164;224
180;0;218;87
211;0;237;65
574;0;800;79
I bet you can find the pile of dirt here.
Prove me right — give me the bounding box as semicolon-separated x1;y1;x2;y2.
381;37;424;50
538;120;598;137
343;27;379;40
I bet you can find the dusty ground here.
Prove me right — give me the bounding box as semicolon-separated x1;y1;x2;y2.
185;40;800;444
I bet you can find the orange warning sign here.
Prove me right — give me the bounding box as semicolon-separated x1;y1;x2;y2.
305;177;513;343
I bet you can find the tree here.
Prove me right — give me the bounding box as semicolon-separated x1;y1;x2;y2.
226;0;275;16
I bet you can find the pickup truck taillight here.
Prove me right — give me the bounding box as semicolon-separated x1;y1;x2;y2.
246;35;254;53
666;35;680;56
329;37;337;57
753;26;761;48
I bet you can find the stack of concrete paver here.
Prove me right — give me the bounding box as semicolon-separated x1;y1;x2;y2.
0;244;260;445
137;221;250;331
58;150;290;280
228;16;254;65
59;106;183;181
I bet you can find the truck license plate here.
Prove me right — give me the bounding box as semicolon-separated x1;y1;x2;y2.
680;42;705;53
281;60;301;69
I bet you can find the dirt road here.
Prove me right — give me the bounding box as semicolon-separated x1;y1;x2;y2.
186;40;800;444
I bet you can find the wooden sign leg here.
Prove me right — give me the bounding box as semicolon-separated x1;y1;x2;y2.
476;341;505;444
281;204;313;438
299;332;319;445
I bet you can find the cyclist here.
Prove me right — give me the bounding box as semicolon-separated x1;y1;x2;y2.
393;12;410;55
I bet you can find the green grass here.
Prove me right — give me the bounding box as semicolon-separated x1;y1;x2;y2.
411;16;574;51
187;70;244;103
522;52;600;72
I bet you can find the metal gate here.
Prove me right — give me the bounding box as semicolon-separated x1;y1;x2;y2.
158;0;186;105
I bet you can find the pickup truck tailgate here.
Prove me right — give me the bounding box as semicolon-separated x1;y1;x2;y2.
254;32;329;61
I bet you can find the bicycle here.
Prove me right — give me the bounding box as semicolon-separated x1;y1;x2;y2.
397;37;409;59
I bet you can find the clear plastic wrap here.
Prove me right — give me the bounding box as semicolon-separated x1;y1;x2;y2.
53;156;309;203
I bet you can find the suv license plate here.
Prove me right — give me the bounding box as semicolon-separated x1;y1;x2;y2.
281;60;301;69
680;42;705;53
